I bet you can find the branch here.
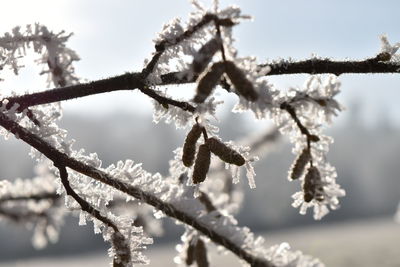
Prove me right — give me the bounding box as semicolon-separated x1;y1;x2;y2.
0;111;273;267
0;192;59;203
3;57;398;114
0;207;48;222
3;72;196;113
263;57;400;76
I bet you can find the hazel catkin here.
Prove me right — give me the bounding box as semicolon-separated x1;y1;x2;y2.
194;239;209;267
224;61;258;102
182;124;203;167
290;148;311;180
206;137;245;166
185;240;195;266
192;144;211;184
193;62;225;103
303;166;324;203
191;38;222;75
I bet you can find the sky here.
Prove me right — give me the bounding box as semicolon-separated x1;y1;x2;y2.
1;0;400;126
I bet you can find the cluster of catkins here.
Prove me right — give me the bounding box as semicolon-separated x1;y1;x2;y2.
189;36;258;103
182;123;245;184
185;237;208;267
290;148;324;203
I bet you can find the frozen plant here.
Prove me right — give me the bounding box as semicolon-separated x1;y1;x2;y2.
1;1;400;266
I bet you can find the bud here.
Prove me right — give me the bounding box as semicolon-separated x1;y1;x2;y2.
199;192;216;212
224;61;258;101
194;62;225;103
218;18;236;27
182;124;203;167
290;148;311;180
192;144;211;184
376;52;391;62
309;134;320;142
206;137;245;166
191;38;222;75
195;239;209;267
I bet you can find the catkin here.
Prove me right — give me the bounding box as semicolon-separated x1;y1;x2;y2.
206;137;245;166
303;166;323;203
224;61;258;101
195;239;209;267
185;240;195;265
192;144;211;184
290;148;311;180
182;124;203;167
194;62;225;103
191;38;222;75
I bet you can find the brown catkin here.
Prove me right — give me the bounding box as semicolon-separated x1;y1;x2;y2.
195;239;209;267
192;144;211;184
194;62;225;103
182;124;203;167
191;38;222;75
206;137;245;166
290;148;311;180
303;166;322;203
185;240;196;265
224;61;258;101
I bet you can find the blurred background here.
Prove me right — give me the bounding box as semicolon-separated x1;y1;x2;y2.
1;0;400;266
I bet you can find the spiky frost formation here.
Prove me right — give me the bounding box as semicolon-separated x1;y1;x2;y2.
379;35;400;62
182;123;204;167
0;162;64;249
0;23;79;86
194;62;225;103
192;144;211;184
206;137;245;166
289;148;311;180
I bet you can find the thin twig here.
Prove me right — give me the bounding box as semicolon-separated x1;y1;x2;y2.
55;164;119;232
0;192;59;203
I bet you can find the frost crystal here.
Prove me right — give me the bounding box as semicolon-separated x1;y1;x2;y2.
380;35;400;61
0;24;79;85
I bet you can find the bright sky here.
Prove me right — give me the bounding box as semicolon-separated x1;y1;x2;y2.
1;0;400;126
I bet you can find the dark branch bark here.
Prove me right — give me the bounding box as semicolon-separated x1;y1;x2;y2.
264;58;400;76
0;192;59;203
5;73;144;111
0;207;48;222
0;112;273;267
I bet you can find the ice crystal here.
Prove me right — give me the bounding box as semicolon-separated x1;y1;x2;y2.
380;34;400;61
0;23;79;85
0;162;65;249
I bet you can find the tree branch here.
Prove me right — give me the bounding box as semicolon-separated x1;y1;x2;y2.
0;207;48;222
0;192;59;203
3;57;398;115
263;57;400;76
0;111;273;267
